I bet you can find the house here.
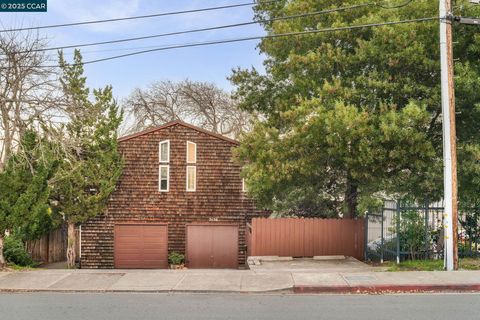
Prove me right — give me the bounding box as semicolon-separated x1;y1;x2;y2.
79;120;264;269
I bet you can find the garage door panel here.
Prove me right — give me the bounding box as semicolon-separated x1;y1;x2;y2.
115;241;143;247
142;250;166;256
142;237;167;243
117;225;143;234
117;235;144;242
187;225;238;269
143;232;164;238
142;262;163;268
212;227;238;268
117;254;142;267
186;226;213;268
116;249;144;255
142;239;167;246
114;225;168;269
143;243;166;249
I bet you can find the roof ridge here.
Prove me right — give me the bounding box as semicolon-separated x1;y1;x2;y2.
118;120;239;145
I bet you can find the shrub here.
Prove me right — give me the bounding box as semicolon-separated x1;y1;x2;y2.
389;210;428;260
3;234;35;267
458;242;480;258
168;251;185;265
399;211;426;260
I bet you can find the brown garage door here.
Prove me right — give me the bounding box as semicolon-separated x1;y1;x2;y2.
186;224;239;269
114;224;168;269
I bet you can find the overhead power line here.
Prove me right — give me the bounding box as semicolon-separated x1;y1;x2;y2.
16;3;374;54
0;0;281;33
0;0;416;34
4;17;437;69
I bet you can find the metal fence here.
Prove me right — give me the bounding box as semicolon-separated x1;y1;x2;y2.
365;200;480;263
458;207;480;258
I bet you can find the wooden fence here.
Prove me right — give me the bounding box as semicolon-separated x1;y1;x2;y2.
248;218;365;260
26;225;79;264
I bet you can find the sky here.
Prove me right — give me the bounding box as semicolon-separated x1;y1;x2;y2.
0;0;267;100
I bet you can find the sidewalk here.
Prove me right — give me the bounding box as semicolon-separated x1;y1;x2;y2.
1;268;480;294
293;270;480;293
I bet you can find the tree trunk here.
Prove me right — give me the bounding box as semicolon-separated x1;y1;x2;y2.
66;222;76;269
0;234;6;268
344;179;358;219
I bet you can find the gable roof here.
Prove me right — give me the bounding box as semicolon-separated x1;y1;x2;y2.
118;120;239;145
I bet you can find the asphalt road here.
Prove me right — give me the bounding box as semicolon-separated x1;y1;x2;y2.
1;293;479;320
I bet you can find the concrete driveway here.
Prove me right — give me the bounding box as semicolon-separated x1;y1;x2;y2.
248;256;378;273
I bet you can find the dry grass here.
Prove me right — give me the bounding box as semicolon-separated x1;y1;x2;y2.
459;258;480;270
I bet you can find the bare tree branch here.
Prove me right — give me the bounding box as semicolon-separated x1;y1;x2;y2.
0;29;63;169
123;79;251;139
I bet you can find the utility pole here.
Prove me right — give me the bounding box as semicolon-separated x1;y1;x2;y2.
439;0;458;271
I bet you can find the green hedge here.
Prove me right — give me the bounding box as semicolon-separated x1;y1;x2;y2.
3;234;35;267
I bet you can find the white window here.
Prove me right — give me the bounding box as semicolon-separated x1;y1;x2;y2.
186;166;196;192
159;140;170;192
186;141;196;163
159;165;169;192
242;178;247;192
159;140;170;163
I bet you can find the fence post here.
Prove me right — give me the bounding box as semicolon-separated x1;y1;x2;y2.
396;200;401;264
364;211;369;261
476;234;478;256
425;199;430;260
381;205;384;264
469;238;472;257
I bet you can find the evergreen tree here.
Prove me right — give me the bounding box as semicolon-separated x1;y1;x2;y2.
0;130;59;267
53;50;123;268
231;0;480;217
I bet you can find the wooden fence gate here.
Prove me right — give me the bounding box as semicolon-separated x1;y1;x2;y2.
26;225;79;264
248;218;365;260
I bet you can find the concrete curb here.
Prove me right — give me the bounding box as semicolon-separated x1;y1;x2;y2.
0;288;294;294
294;284;480;294
2;285;480;295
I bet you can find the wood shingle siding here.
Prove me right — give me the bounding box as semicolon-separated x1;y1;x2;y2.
80;121;264;268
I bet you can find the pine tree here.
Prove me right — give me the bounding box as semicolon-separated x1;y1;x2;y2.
231;0;480;217
53;50;123;268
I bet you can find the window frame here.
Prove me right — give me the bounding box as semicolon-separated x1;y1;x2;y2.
159;140;170;163
186;141;197;164
159;165;169;192
186;165;196;192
